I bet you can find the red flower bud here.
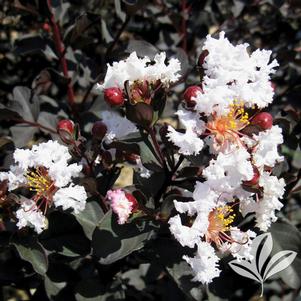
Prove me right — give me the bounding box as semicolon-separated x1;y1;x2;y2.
104;87;125;106
251;112;273;131
92;121;107;140
243;166;260;187
42;23;51;32
183;85;203;108
57;119;75;144
125;193;139;212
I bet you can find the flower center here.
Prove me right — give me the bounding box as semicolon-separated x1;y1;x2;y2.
206;205;236;247
207;100;250;146
26;167;56;212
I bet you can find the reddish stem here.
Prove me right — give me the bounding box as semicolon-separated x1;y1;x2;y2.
149;127;165;168
46;0;76;114
13;118;57;134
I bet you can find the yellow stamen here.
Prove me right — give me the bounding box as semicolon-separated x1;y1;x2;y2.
26;168;53;195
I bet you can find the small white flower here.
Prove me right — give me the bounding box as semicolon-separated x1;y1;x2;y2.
167;110;205;155
183;241;221;284
97;52;181;90
168;215;201;248
16;199;47;234
203;147;254;193
253;125;284;168
240;172;285;231
194;32;278;116
0;140;87;233
53;184;87;214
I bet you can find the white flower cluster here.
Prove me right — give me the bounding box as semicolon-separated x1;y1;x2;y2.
168;32;285;284
0;140;87;233
97;52;181;90
167;31;278;156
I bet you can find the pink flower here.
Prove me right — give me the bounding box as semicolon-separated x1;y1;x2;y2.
106;189;138;224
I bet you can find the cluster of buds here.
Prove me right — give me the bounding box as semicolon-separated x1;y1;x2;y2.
103;80;159;129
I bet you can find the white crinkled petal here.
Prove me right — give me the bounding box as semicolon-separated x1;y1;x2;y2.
49;162;82;188
0;165;27;191
183;241;221;284
29;140;72;168
53;184;87;214
240;173;285;231
253;125;284;168
203;147;253;193
100;110;138;143
16;199;46;234
167;126;204;155
166;110;205;155
97;51;181;90
168;215;201;248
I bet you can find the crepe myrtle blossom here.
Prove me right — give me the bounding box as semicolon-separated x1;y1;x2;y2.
167;32;279;155
97;52;181;91
95;52;181;108
0;140;87;233
194;31;278;116
168;134;285;283
106;189;138;224
169;197;256;283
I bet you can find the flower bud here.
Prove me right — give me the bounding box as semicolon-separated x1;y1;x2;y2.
42;23;51;32
126;102;154;128
57;119;75;143
183;85;203;108
92;121;107;140
251;112;273;131
104;87;125;106
130;80;151;104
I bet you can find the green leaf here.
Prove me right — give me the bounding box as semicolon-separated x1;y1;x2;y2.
40;211;91;257
75;278;125;301
75;200;104;240
92;210;154;264
44;275;67;300
11;235;48;275
137;134;163;172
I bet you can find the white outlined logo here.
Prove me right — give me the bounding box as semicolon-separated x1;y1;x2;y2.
229;233;297;296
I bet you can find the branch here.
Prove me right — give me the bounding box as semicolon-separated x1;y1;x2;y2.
46;0;77;115
105;15;131;57
13;119;57;134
